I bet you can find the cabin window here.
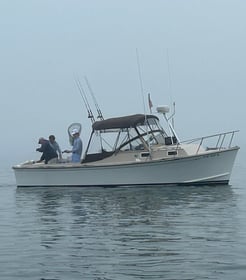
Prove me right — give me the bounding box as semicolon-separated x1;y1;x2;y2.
168;151;177;156
141;152;150;157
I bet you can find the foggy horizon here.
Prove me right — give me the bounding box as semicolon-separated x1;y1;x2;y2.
1;0;245;166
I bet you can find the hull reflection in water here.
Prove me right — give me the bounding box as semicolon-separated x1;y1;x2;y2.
12;185;241;279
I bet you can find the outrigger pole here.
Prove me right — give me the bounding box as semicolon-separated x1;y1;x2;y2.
74;76;95;123
84;76;104;121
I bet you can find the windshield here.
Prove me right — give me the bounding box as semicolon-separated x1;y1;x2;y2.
87;116;168;154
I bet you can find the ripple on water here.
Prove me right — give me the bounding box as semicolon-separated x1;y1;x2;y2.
0;183;245;279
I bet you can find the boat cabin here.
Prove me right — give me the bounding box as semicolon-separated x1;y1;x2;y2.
82;114;177;163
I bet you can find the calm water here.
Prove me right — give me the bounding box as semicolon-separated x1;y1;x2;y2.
0;163;246;280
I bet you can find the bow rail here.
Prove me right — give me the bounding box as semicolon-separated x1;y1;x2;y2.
179;130;239;154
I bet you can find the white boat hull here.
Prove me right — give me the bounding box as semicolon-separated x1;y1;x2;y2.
13;147;239;187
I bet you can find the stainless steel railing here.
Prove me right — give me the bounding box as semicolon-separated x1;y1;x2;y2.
180;130;239;154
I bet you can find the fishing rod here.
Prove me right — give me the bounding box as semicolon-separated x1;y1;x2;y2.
74;76;95;123
84;76;104;120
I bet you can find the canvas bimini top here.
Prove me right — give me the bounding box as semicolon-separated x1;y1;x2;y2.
92;114;159;131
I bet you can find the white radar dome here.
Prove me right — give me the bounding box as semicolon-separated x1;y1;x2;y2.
156;106;170;114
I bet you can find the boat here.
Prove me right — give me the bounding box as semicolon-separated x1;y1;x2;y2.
13;105;239;187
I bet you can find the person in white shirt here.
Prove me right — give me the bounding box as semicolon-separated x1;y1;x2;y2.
63;129;83;163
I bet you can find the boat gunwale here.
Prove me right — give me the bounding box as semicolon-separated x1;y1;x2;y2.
12;146;240;170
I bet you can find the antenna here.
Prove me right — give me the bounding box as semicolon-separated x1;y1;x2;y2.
166;49;173;103
74;76;95;123
84;76;104;120
166;49;175;128
136;49;152;155
136;48;147;115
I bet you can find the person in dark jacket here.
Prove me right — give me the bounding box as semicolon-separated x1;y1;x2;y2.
36;137;58;164
49;135;62;160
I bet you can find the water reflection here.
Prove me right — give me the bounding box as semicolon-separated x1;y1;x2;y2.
15;185;238;248
14;185;240;279
15;185;237;224
15;185;236;218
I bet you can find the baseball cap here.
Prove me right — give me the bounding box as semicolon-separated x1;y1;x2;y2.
71;128;79;135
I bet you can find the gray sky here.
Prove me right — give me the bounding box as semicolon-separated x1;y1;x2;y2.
1;0;245;165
